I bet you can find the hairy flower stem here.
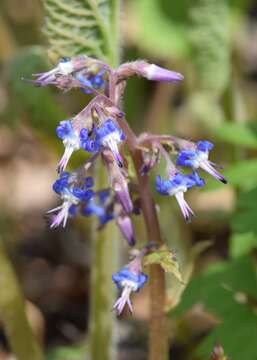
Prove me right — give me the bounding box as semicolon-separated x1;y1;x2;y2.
88;2;120;358
89;163;119;360
116;117;168;360
0;241;43;360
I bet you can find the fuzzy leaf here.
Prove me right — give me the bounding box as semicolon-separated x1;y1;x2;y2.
189;0;230;96
143;248;183;283
42;0;119;65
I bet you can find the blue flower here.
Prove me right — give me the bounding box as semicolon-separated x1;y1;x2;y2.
56;120;82;172
52;171;70;194
79;128;99;153
112;268;147;290
56;121;100;171
187;171;205;187
75;69;106;94
196;140;213;152
95;119;125;166
56;120;74;140
112;267;148;315
176;141;227;183
156;172;195;195
85;176;94;188
49;173;94;228
81;190;113;225
156;172;198;222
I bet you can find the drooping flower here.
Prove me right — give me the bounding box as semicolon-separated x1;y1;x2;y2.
112;257;147;315
48;172;94;228
82;190;136;245
81;190;113;226
176;141;227;184
31;57;75;87
56;120;81;171
102;149;133;214
95;119;125;167
56;120;98;172
28;56;106;88
187;170;205;187
156;172;201;222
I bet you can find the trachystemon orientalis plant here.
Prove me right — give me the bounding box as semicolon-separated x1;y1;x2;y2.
26;56;226;315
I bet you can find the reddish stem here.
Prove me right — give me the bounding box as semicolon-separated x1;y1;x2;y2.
116;116;168;360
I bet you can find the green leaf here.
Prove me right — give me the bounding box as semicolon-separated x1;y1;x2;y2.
42;0;120;65
47;344;87;360
198;306;257;360
214;122;257;149
143;248;183;283
229;232;257;258
225;159;257;189
231;187;257;235
173;256;257;359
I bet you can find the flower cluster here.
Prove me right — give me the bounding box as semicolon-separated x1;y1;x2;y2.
27;55;226;315
150;139;226;222
56;117;125;172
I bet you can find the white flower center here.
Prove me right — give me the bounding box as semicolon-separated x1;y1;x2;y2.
168;185;187;196
61;190;80;204
121;279;139;292
102;131;120;147
63;133;81;150
58;61;74;75
192;151;209;168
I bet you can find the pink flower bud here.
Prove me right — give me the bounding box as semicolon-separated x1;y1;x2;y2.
116;214;135;246
140;63;184;83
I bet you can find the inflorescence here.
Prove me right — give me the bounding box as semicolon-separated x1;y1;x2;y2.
26;55;226;315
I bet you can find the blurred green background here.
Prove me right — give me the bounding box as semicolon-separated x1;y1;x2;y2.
0;0;257;359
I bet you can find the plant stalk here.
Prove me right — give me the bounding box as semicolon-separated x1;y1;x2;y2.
88;162;119;360
116;117;168;360
132;150;168;360
88;2;121;359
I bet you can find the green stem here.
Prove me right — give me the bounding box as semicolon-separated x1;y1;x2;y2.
0;241;43;360
88;2;120;360
88;163;120;360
